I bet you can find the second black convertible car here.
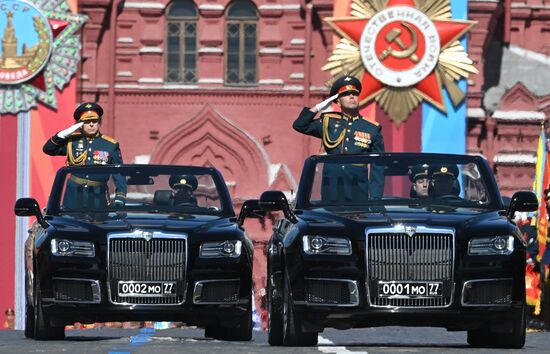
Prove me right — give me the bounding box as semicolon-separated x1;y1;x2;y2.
14;165;256;340
252;153;538;348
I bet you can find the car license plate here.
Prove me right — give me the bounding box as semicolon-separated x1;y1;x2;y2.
378;281;442;297
118;281;176;297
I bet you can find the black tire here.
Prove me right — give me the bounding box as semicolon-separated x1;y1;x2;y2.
24;274;35;339
204;301;252;341
493;305;526;349
24;303;35;339
34;281;65;340
467;306;526;349
282;274;318;346
267;271;284;346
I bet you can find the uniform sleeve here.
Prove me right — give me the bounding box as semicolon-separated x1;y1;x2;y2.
43;134;68;156
111;143;127;203
292;108;323;138
369;126;385;199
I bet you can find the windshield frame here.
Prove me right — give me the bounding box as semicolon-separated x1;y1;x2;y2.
294;153;504;212
46;164;235;218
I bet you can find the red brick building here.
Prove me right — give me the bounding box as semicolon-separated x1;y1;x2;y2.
76;0;550;322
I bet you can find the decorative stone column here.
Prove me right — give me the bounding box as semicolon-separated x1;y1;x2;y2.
198;1;225;87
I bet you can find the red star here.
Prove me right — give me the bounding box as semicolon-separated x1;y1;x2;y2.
28;19;70;92
325;0;475;110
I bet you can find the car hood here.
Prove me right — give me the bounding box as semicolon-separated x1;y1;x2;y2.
298;209;512;236
47;215;238;240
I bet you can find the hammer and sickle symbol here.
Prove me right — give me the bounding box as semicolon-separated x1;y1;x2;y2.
378;21;419;63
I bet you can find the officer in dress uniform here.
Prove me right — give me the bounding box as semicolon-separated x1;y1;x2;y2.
43;102;127;209
408;164;430;198
293;75;385;202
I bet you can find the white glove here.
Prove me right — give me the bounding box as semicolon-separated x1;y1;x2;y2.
313;94;339;113
57;122;83;139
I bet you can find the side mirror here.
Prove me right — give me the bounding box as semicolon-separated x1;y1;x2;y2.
14;198;48;228
259;190;297;223
237;199;265;226
507;191;538;219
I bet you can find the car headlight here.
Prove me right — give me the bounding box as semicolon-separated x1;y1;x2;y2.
51;238;95;257
200;240;242;258
468;236;514;256
302;235;352;255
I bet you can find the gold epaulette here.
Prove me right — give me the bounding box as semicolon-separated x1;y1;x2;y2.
102;135;118;144
322;112;343;120
364;117;380;126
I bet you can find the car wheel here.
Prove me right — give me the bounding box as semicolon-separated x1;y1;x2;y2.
24;274;35;339
267;271;284;346
33;281;65;340
203;301;252;341
282;274;318;346
493;305;526;349
467;305;526;349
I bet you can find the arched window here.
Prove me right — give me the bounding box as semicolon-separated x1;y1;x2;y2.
225;0;257;85
166;0;198;83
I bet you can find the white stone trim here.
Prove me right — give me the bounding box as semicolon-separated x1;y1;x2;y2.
259;79;284;85
268;163;298;190
80;74;89;80
134;155;151;164
509;44;550;67
290;72;304;79
258;4;301;10
117;71;133;77
115;84;200;89
198;4;225;11
511;2;550;9
124;2;165;9
139;47;163;54
310;85;330;91
117;37;134;43
198;47;223;54
493;153;537;165
290;38;305;45
467;107;486;118
198;78;224;84
96;84;109;88
283;85;304;91
492;110;546;121
260;47;283;54
137;77;163;84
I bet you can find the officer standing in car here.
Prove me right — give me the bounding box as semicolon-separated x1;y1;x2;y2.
293;75;385;201
43;102;127;209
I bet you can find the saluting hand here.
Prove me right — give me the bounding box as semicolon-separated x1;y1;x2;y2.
57;122;84;139
310;94;339;113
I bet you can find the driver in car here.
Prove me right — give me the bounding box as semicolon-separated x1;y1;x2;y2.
429;164;461;198
169;175;198;206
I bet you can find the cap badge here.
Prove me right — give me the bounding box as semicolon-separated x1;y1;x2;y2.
180;179;187;185
441;167;448;173
344;77;352;81
85;103;92;108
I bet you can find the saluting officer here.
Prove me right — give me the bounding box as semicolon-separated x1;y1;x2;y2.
43;102;127;208
293;75;385;201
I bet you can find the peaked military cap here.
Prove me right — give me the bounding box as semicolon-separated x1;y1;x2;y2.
73;102;104;122
429;164;459;179
408;164;430;182
330;75;362;100
169;175;198;191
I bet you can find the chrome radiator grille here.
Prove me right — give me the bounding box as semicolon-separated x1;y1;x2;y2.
366;228;454;308
108;232;186;305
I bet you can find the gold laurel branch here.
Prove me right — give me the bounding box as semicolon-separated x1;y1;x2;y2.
350;0;386;18
321;38;363;79
437;66;465;107
375;87;423;127
438;41;479;81
416;0;451;19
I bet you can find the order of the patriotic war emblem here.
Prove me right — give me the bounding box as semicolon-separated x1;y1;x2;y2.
0;0;87;114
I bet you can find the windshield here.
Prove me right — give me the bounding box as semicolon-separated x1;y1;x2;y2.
50;165;230;217
304;154;498;212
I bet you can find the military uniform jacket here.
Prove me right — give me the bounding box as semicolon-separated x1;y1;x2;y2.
292;108;385;199
43;132;127;202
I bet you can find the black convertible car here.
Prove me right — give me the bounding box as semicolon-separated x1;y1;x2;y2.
252;153;538;348
14;164;256;340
